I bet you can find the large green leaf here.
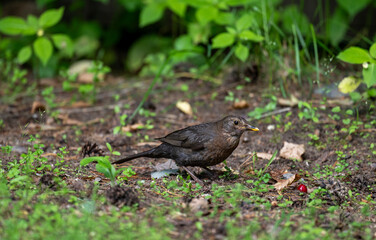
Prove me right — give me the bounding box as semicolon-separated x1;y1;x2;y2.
337;0;371;18
212;32;235;48
96;163;112;179
0;17;28;35
139;3;165;27
167;0;186;17
369;43;376;59
235;14;254;31
214;12;235;26
362;63;376;88
39;7;64;28
17;46;32;64
337;47;374;64
196;6;218;25
327;8;348;46
33;37;53;66
239;30;264;42
80;156;105;166
188;23;210;44
225;0;259;6
23;15;38;35
235;43;249;62
52;34;73;57
281;5;311;36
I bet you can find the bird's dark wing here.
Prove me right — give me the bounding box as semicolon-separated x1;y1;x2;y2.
156;123;215;151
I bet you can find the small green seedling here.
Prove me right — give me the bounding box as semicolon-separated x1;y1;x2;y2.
80;156;121;186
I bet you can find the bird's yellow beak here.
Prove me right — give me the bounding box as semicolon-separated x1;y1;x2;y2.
245;124;259;131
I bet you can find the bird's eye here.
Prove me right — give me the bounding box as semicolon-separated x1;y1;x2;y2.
234;120;239;125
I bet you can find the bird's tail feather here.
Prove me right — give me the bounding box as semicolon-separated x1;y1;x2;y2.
112;149;154;165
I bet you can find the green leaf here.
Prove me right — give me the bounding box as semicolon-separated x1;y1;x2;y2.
39;7;64;28
226;27;237;35
112;151;121;156
188;23;210;44
139;3;165;27
106;142;112;152
369;43;376;59
281;5;311;37
235;43;249;62
362;63;376;88
338;76;362;93
332;106;341;113
24;15;38;35
239;30;264;42
196;6;218;25
327;8;348;46
337;0;371;18
367;88;376;97
214;12;235;26
349;92;362;102
52;34;73;57
235;14;254;31
113;126;121;134
96;163;112;179
337;47;374;64
33;37;53;66
212;32;235;48
167;0;186;17
0;17;28;35
17;46;32;64
80;156;106;166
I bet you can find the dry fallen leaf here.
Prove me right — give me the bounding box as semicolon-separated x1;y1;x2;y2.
274;173;299;191
279;141;305;161
58;114;83;125
68;60;105;83
176;100;193;115
233;100;249;109
189;197;209;213
255;152;275;160
122;123;144;132
277;94;299;107
270;168;289;181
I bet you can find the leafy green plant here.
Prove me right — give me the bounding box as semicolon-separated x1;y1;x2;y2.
80;143;135;184
337;43;376;97
113;114;133;136
80;156;120;186
106;143;120;156
298;101;319;123
248;95;277;120
211;13;264;62
0;7;72;66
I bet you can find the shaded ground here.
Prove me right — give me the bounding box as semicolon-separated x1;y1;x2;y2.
1;74;376;239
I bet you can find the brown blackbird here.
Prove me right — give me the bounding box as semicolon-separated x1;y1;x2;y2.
113;115;259;185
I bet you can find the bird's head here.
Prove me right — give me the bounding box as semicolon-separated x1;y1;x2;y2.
220;115;259;137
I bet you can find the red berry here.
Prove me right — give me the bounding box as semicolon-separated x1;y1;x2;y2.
298;184;307;193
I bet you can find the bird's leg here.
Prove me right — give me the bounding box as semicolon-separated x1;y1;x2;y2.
181;166;204;186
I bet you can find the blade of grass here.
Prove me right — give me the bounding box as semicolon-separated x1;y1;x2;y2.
127;56;169;124
292;24;302;86
310;24;320;86
295;25;311;61
215;47;235;75
258;150;278;177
